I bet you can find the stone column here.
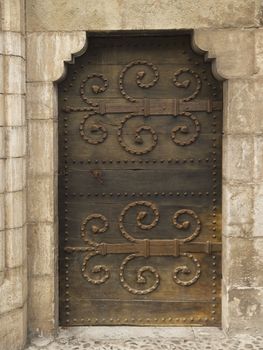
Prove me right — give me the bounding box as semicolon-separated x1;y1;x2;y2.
0;0;27;349
194;29;263;335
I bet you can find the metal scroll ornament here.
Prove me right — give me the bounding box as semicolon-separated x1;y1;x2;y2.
65;201;202;295
78;61;202;153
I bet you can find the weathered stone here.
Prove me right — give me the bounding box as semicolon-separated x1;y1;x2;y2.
254;183;263;237
28;275;57;335
28;120;56;176
5;190;26;229
26;0;257;32
255;28;263;76
0;0;25;32
227;287;263;335
222;223;254;239
5;126;26;158
5;157;25;192
0;32;25;58
0;94;4;126
5;94;25;126
4;55;25;94
0;127;5;158
194;29;255;79
0;159;5;193
223;135;254;183
28;223;55;276
6;226;26;269
0;230;5;285
0;307;27;350
27;175;56;222
254;78;263;133
223;184;254;225
223;78;256;134
0;55;4;93
0;265;27;315
254;136;263;183
0;193;5;231
27;32;87;82
223;237;263;288
27;82;57;120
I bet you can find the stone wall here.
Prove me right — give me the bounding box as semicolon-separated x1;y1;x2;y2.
1;0;263;349
0;0;27;349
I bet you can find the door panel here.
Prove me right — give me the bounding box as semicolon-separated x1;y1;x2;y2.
59;34;222;326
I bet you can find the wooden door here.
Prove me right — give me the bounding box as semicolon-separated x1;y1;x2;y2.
58;34;222;326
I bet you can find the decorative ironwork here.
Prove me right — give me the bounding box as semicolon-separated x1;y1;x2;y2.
80;73;108;107
79;111;108;145
119;60;159;102
59;35;223;326
64;201;220;295
173;68;202;101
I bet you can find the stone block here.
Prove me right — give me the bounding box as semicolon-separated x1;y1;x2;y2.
0;94;4;126
0;159;5;193
255;29;263;76
0;194;5;231
27;82;57;120
5;94;25;126
5;126;26;158
27;175;56;222
5;190;25;229
227;287;263;335
1;32;25;58
6;226;26;269
223;237;263;288
26;0;257;32
28;223;55;276
254;136;263;182
28;120;56;176
223;183;254;225
0;55;3;93
222;222;253;239
194;29;254;79
5;157;25;192
0;266;27;315
28;275;56;335
0;127;5;158
254;78;263;133
4;55;25;94
223;78;256;134
0;230;5;284
27;32;87;82
254;183;263;237
223;134;254;183
1;0;25;32
0;306;27;350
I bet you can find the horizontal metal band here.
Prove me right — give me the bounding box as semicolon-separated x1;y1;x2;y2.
64;240;221;256
63;99;223;115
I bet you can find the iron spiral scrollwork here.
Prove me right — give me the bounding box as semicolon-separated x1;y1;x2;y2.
173;68;202;101
76;61;203;153
119;60;159;103
65;201;202;295
80;214;110;285
80;73;109;107
171;112;201;146
117;114;158;155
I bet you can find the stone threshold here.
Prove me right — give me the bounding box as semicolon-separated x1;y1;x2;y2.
27;327;263;350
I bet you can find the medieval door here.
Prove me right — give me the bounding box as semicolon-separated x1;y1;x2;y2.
59;34;222;326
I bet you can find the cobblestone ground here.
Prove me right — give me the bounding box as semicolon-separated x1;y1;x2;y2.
26;327;263;350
